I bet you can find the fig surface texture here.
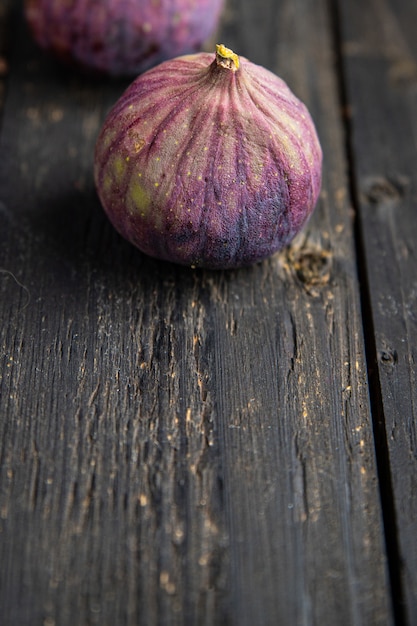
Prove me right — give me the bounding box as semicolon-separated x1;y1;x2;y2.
24;0;224;76
94;45;323;269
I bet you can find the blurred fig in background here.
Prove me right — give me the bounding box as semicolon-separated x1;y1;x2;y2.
24;0;225;77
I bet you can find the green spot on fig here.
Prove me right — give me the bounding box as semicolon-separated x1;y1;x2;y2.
128;179;151;216
113;155;127;181
103;175;112;194
100;127;117;151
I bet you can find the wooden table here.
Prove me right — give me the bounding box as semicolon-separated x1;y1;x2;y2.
1;0;416;624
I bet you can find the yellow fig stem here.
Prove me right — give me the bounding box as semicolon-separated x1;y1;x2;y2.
215;44;240;71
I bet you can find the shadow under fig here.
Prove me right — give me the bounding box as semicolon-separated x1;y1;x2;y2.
22;181;257;300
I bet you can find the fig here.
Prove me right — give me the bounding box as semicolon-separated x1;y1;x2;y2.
24;0;224;76
94;45;322;269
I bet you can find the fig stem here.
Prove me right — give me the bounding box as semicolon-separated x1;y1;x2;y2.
215;44;239;71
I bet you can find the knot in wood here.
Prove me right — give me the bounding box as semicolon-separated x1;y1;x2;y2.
379;349;398;366
362;175;407;207
290;246;332;289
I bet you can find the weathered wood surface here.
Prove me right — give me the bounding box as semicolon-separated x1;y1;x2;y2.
1;0;415;624
339;0;417;623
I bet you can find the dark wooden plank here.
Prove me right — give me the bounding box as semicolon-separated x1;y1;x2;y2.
338;0;417;621
0;0;391;624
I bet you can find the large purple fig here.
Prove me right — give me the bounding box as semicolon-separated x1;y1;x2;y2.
94;45;322;269
24;0;224;76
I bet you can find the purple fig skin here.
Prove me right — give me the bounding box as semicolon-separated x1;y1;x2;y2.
94;46;323;269
24;0;224;77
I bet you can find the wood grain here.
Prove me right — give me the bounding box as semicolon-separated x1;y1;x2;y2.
0;0;393;624
338;0;417;622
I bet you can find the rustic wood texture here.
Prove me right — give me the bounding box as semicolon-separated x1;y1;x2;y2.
1;0;412;624
338;0;417;622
